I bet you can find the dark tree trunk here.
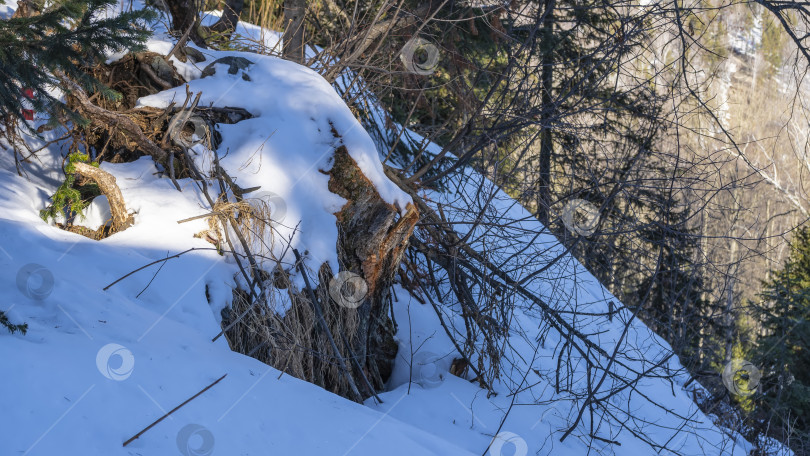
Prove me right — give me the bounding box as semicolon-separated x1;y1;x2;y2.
210;0;245;36
165;0;206;47
537;0;556;224
283;0;307;63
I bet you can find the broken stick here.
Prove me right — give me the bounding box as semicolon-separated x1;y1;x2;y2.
122;374;227;447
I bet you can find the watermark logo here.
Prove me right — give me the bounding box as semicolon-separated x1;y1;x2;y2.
560;199;600;237
16;263;54;301
531;402;563;430
722;358;761;397
251;191;288;225
177;424;215;456
96;343;135;381
400;37;440;75
168;110;209;150
413;351;444;388
328;271;368;309
488;431;528;456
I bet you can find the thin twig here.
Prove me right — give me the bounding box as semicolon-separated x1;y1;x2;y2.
136;251;170;298
338;330;383;404
122;374;227;447
103;248;198;290
177;211;218;224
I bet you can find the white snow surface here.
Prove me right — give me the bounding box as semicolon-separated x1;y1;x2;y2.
0;0;17;19
0;8;762;456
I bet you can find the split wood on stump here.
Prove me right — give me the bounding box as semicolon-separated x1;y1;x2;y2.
325;146;419;392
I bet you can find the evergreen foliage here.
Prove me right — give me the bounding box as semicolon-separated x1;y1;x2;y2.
752;227;810;448
0;0;154;124
628;199;719;366
40;152;100;223
0;310;27;334
760;13;786;77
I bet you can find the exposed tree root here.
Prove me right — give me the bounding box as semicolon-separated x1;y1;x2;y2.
73;162;133;231
62;74;171;164
57;163;134;240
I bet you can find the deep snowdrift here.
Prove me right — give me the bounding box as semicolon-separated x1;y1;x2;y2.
0;9;752;456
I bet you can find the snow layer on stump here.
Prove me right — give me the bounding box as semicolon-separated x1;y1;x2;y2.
137;46;412;277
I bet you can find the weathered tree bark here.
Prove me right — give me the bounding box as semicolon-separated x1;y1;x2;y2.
210;0;245;36
73;162;133;233
282;0;307;63
165;0;206;47
11;0;39;18
216;143;418;400
325;146;419;391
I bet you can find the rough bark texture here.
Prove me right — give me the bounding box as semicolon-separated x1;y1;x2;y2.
72;162;134;235
219;145;419;399
326;145;419;390
165;0;206;47
210;0;245;36
11;0;39;18
282;0;307;63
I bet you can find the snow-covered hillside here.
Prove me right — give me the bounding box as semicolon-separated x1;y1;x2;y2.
0;8;756;456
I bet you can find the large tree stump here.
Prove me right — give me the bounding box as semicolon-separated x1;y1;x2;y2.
325;145;419;391
219;146;418;400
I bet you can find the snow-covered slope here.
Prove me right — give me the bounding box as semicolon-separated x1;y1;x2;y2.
0;136;466;456
371;166;752;455
0;10;753;456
